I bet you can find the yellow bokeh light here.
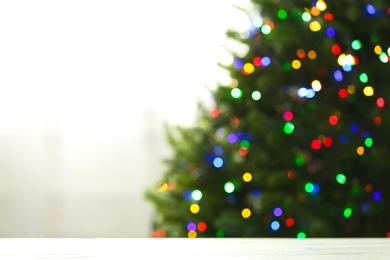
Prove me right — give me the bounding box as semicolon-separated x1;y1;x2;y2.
292;60;301;69
243;63;255;74
308;50;317;59
188;231;197;238
309;21;321;32
374;45;382;55
337;54;346;66
243;172;252;182
241;208;251;218
316;0;327;11
158;182;168;192
311;80;322;91
347;84;355;94
190;204;200;214
357;146;364;155
363;86;374;96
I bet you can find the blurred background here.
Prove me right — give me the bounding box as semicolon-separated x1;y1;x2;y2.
0;0;251;237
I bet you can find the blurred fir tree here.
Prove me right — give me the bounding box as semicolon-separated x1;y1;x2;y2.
145;0;390;238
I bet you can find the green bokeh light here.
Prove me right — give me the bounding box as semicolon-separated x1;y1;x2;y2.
191;190;203;201
278;9;288;20
365;138;373;147
284;122;295;134
231;88;243;99
261;24;271;34
240;140;250;149
224;182;235;193
379;53;388;63
295;155;304;167
302;12;311;22
344;208;352;218
283;62;292;71
297;232;306;239
351;39;362;50
216;229;225;238
336;173;346;185
359;73;368;83
252;90;262;101
305;182;314;193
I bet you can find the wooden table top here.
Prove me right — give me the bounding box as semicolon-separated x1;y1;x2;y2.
0;238;389;259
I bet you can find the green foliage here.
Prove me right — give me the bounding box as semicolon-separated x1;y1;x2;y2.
146;0;390;238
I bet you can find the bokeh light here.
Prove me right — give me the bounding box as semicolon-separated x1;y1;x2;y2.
224;182;235;193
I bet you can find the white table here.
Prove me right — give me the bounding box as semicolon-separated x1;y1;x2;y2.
0;238;389;259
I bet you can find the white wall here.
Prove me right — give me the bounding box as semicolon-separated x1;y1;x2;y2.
0;0;250;237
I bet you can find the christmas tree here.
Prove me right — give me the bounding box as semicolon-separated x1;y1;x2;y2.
145;0;390;238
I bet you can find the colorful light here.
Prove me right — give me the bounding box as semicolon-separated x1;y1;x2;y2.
374;45;382;55
292;60;301;69
308;50;317;59
271;221;280;231
191;190;203;201
297;232;306;239
214;145;223;155
231;88;243;98
326;27;336;37
336;173;347;184
296;49;306;59
377;97;385;108
311;80;322;91
316;0;327;11
351;39;362;50
344;208;352;218
284;122;295;134
278;9;288;19
331;44;341;55
339;89;348;99
187;222;196;232
311;139;322;150
283;111;294;121
323;137;332;147
216;230;225;237
213;157;224;168
285;218;295;227
198;222;207;232
309;21;321;32
324;12;333;21
359;73;368;83
329;115;338;125
243;63;255;74
227;133;237;143
190;204;200;214
261;24;271;34
273;207;283;217
243;172;252;182
188;231;197;238
363;86;374;96
252;90;262;100
242;208;251;218
302;12;312;22
224;182;235;193
373;191;381;201
366;4;376;15
365;138;373;147
334;70;343;81
357;146;364;155
305;182;314;193
262;56;271;66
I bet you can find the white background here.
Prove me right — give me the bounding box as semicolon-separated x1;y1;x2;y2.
0;0;250;237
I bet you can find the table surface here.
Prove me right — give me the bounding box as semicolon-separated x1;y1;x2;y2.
0;238;389;259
